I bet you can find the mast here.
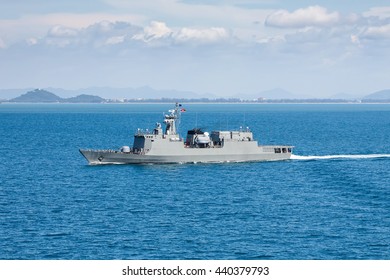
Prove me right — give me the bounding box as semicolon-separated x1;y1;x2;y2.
163;103;182;135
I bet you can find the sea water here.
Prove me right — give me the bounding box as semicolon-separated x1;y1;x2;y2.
0;103;389;259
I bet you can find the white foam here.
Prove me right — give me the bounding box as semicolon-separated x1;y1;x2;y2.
291;154;390;161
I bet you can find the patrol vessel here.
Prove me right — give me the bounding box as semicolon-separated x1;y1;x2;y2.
79;103;293;164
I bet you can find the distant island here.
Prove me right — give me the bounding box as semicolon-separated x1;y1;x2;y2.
2;88;390;103
9;89;105;103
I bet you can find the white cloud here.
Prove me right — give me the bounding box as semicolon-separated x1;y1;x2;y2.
103;0;272;41
41;21;141;48
257;35;285;44
48;25;78;37
132;21;230;46
362;24;390;39
132;21;172;43
105;35;125;45
15;19;231;49
175;27;229;44
145;21;172;38
265;6;341;28
0;13;144;45
363;6;390;19
44;25;78;47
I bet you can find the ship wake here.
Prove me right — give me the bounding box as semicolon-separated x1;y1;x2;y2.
291;154;390;161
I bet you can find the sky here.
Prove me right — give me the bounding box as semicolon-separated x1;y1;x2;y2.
1;0;390;98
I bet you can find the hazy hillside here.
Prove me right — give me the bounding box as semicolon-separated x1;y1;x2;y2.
362;89;390;100
66;94;105;103
11;89;62;102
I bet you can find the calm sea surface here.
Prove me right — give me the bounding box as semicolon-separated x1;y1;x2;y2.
0;103;389;259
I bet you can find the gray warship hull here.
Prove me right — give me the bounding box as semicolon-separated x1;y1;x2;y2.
79;143;292;165
79;103;293;165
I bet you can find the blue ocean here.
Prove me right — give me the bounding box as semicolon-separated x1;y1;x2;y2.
1;103;389;260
